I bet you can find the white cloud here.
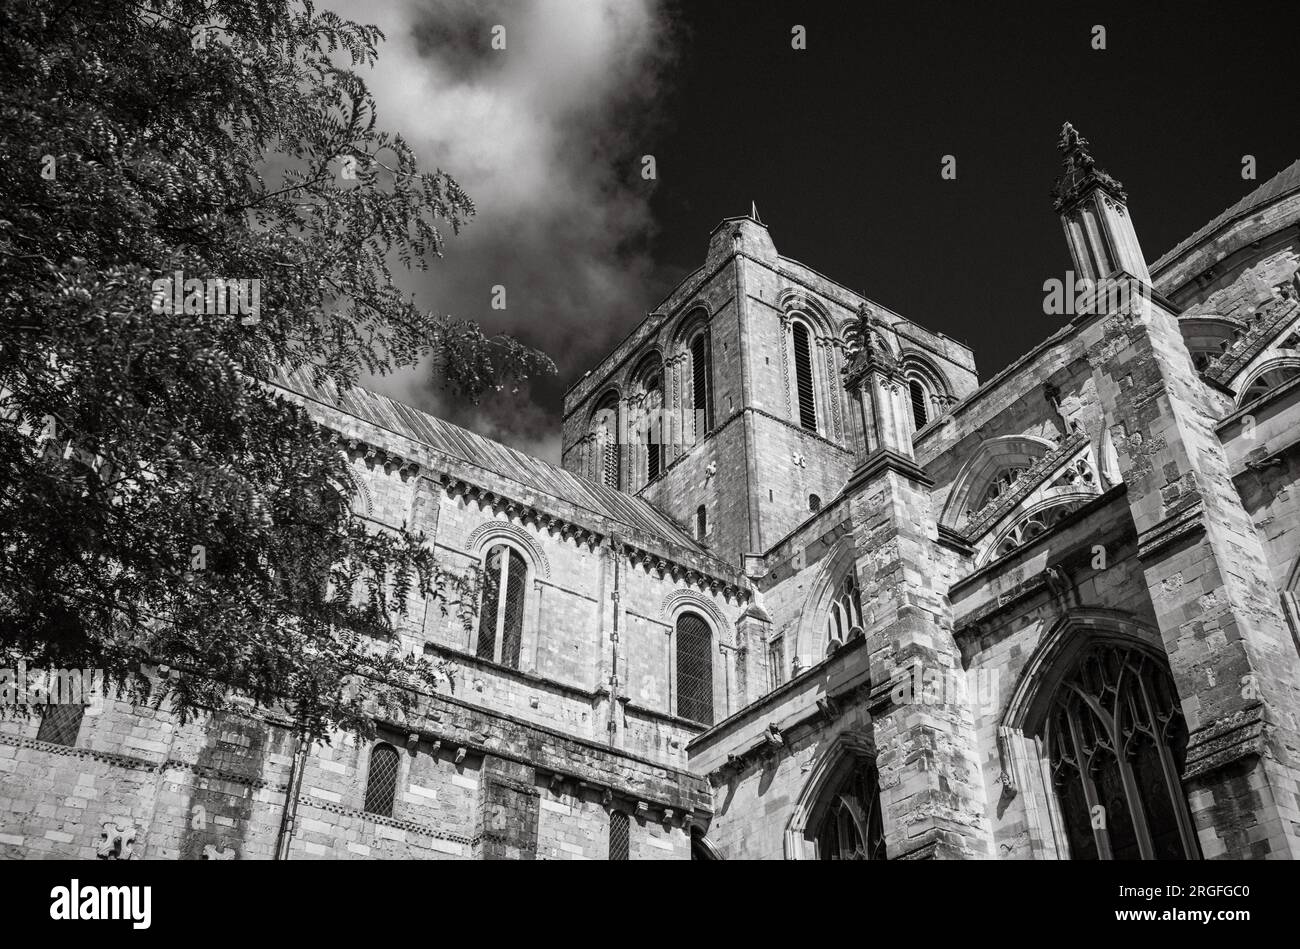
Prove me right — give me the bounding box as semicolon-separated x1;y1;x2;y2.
321;0;680;463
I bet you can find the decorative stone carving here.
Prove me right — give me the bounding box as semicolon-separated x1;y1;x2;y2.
96;821;136;860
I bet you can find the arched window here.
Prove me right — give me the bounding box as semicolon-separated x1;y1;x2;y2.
608;810;630;860
815;757;886;860
990;499;1090;561
592;394;620;489
695;504;707;539
1240;365;1300;406
476;544;527;668
363;742;400;817
809;493;822;512
1039;644;1199;860
825;573;864;653
690;330;714;437
644;373;664;482
792;322;817;431
908;377;930;430
675;612;714;725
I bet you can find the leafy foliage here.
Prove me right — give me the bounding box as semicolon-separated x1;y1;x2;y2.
0;0;553;740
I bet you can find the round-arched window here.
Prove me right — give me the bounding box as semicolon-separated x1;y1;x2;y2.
476;544;528;669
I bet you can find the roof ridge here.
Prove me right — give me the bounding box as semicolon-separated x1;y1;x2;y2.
1152;158;1300;275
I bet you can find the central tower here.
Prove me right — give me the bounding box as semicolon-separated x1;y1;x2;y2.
560;210;978;566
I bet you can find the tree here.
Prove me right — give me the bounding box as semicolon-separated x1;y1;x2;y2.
0;0;555;741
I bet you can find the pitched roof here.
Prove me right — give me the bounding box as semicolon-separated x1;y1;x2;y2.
1151;159;1300;275
271;368;708;556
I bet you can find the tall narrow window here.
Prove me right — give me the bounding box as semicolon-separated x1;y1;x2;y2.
690;331;714;436
675;612;714;725
593;397;620;489
793;323;817;431
1041;644;1199;860
815;758;887;860
363;742;400;817
645;375;663;482
36;704;84;747
476;544;527;668
909;378;929;429
825;573;864;652
696;504;707;539
609;810;630;860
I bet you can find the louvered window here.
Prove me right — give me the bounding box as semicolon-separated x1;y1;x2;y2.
691;331;713;436
793;323;817;431
645;375;663;482
594;400;620;489
675;612;714;725
36;703;84;747
477;544;527;668
363;742;400;817
909;378;929;429
609;810;630;860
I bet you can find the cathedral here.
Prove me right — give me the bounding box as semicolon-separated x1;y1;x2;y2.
4;124;1300;861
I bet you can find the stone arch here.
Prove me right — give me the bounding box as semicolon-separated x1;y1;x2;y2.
898;349;950;397
1234;354;1300;407
940;434;1057;529
660;588;730;639
977;494;1097;566
783;728;878;859
1002;608;1168;735
792;536;860;670
670;302;712;346
777;288;837;339
466;520;550;580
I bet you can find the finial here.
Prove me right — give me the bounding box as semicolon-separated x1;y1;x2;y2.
750;200;762;224
1050;122;1127;212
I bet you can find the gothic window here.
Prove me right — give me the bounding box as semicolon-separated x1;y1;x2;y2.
476;544;527;668
695;504;707;539
592;394;620;489
1240;365;1300;406
908;377;930;430
675;611;714;725
36;703;84;747
792;322;818;431
608;810;630;860
363;742;400;817
815;758;887;860
825;573;864;653
991;499;1090;561
690;330;714;437
644;373;664;482
1040;644;1199;860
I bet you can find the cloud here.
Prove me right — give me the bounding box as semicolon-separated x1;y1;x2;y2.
320;0;682;463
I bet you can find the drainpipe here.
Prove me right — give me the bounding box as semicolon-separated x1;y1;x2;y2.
607;535;623;745
274;726;308;860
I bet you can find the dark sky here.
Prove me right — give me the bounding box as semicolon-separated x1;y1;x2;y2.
338;0;1300;462
642;0;1300;381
